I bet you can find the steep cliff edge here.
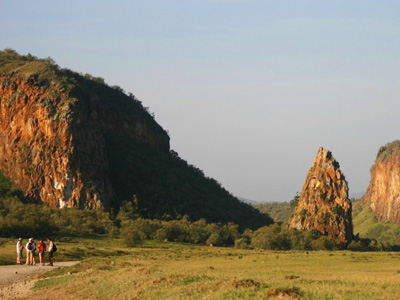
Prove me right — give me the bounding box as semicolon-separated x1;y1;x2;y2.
0;49;271;229
0;53;169;209
362;141;400;223
288;147;353;246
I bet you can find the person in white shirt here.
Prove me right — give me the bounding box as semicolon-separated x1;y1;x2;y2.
16;238;23;264
47;238;54;266
25;238;36;265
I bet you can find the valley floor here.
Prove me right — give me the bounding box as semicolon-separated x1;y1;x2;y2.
1;239;400;299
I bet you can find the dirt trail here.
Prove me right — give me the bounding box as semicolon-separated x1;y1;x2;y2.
0;261;80;299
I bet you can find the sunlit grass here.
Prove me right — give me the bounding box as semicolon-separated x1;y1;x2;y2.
0;237;395;300
2;236;400;299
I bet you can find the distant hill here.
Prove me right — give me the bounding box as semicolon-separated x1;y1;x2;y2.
238;197;259;205
0;49;272;229
350;192;364;199
254;202;293;223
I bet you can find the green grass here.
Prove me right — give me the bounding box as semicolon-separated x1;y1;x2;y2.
0;236;129;265
2;236;400;299
353;200;400;245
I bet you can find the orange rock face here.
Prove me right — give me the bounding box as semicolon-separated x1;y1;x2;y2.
288;147;353;246
0;73;169;209
362;141;400;223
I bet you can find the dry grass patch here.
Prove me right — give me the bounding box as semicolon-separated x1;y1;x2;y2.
2;239;400;299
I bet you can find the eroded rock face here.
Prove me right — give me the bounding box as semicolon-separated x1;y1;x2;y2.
0;73;169;209
362;141;400;223
288;147;353;246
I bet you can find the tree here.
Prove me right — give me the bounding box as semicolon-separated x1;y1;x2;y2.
290;192;300;209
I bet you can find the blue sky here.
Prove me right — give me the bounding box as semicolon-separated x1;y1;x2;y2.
3;1;400;202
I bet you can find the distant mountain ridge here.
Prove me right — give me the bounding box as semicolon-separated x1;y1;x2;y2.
238;197;259;205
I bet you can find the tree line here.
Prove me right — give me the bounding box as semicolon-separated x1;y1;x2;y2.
1;195;397;252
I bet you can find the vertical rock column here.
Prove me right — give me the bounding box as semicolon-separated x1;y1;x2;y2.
288;147;353;246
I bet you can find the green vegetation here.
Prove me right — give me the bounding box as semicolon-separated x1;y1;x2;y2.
375;140;400;163
0;168;23;199
352;199;400;248
253;201;293;223
0;197;116;238
0;49;60;83
290;192;300;209
1;173;398;253
1;191;369;254
0;48;160;125
106;135;272;229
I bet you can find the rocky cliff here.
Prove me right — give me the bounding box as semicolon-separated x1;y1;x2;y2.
288;147;353;246
0;51;169;209
0;49;272;229
362;141;400;223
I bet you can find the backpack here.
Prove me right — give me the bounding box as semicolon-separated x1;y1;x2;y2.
52;243;57;252
27;243;33;250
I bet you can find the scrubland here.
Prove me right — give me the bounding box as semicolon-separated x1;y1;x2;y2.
2;237;400;300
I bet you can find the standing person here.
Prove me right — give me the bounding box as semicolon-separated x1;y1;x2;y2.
31;238;37;265
25;238;36;265
47;238;55;266
38;239;46;266
16;238;23;264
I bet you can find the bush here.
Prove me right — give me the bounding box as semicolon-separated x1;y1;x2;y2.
234;238;249;249
251;224;290;250
120;223;146;247
0;197;117;238
206;233;223;246
310;236;338;251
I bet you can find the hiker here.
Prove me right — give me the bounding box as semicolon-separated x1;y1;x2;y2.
47;238;55;266
25;238;36;265
38;239;46;266
16;238;23;264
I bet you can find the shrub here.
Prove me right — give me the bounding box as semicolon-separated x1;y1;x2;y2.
310;236;338;250
251;224;290;250
206;233;222;246
234;238;249;249
120;223;146;247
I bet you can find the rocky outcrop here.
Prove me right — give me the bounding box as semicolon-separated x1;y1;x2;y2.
362;141;400;223
288;147;353;246
0;51;274;229
0;71;169;209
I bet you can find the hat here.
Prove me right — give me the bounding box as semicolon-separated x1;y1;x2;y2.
28;238;32;241
18;238;22;241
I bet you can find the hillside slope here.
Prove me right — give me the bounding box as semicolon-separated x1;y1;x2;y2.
353;199;400;246
253;202;293;223
0;49;271;229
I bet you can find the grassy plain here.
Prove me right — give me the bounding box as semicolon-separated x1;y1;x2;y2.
2;237;400;299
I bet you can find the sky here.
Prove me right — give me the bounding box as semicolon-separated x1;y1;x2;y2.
2;1;400;202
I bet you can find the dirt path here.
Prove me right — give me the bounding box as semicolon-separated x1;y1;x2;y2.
0;261;80;299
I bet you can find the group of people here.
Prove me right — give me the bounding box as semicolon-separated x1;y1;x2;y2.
16;237;55;266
